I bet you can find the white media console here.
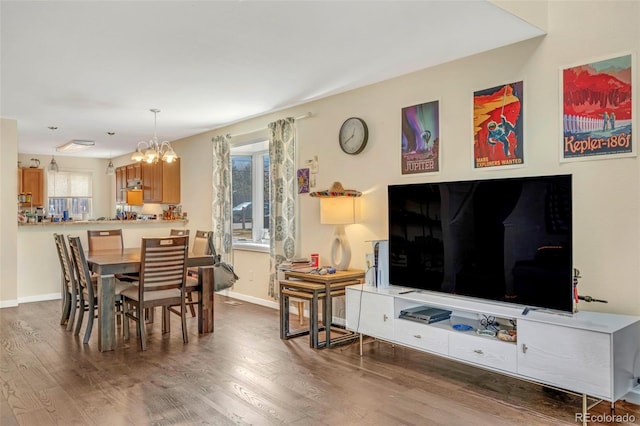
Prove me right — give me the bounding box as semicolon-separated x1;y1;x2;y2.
345;284;640;424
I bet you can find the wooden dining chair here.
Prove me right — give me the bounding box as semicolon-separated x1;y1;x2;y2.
170;229;190;237
183;230;213;317
68;236;135;344
53;233;82;331
87;229;139;283
121;236;190;351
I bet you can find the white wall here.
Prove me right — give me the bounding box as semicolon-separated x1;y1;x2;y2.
174;0;640;315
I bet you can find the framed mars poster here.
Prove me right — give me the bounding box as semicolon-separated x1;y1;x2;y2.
561;53;634;161
401;100;440;175
473;81;524;169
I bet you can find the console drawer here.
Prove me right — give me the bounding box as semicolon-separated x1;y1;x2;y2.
394;319;448;355
449;332;517;373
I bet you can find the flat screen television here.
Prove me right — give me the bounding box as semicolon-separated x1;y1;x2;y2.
388;174;573;313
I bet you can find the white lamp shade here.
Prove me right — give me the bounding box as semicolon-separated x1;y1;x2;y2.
320;197;355;225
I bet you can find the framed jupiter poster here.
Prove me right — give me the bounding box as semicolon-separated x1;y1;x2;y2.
561;53;634;161
473;81;524;169
401;100;440;175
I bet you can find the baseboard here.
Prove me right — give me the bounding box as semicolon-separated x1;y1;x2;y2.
219;290;346;325
0;299;19;308
0;293;61;309
221;290;279;310
19;293;61;304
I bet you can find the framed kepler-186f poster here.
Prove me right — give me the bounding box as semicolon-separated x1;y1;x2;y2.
473;81;524;169
401;100;440;175
561;53;634;161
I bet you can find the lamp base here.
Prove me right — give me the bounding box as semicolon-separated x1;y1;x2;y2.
331;225;351;271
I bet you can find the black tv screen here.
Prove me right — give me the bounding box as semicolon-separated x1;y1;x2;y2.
388;175;573;312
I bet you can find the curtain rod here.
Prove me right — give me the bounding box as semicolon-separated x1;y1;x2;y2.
226;112;312;139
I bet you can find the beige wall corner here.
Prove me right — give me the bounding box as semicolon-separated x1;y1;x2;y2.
1;118;19;307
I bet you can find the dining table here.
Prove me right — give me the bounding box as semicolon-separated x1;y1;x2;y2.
86;247;215;352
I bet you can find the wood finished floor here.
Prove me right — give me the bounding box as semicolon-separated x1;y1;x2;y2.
1;296;639;426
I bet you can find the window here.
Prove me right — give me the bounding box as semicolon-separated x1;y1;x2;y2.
231;141;270;244
47;170;93;218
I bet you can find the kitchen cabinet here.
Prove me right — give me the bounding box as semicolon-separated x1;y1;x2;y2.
141;162;162;202
18;168;44;207
116;160;180;204
141;159;180;204
126;163;141;181
115;166;126;203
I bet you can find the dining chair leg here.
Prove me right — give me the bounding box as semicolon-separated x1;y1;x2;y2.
83;298;95;344
187;293;196;317
123;302;130;340
66;295;78;332
74;298;85;336
60;290;71;325
145;307;154;323
181;302;188;344
138;312;147;351
162;307;170;334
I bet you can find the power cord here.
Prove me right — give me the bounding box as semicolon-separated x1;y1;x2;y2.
480;314;499;331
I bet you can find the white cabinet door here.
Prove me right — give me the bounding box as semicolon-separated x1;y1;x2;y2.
346;289;394;340
517;320;612;399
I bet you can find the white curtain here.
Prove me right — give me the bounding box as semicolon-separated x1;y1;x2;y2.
268;117;297;298
211;135;233;261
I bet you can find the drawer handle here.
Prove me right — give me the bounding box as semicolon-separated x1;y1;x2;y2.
522;344;528;353
383;314;389;322
413;334;422;339
473;349;484;355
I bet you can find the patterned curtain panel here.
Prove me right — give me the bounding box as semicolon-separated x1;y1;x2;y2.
268;117;296;299
211;135;233;261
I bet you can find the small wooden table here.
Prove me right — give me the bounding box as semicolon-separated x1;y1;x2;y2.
87;248;215;352
282;269;364;348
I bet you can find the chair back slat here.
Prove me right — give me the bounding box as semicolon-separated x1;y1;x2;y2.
53;233;73;286
68;236;95;301
87;229;124;252
170;229;190;236
139;236;188;297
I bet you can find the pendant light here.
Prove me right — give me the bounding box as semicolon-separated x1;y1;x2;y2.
131;109;178;164
47;126;59;172
106;132;115;175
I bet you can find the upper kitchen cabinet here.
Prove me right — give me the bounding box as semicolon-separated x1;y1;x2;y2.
126;163;141;181
141;159;181;204
18;168;44;207
115;166;126;203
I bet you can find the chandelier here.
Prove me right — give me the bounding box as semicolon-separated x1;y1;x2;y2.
131;109;178;163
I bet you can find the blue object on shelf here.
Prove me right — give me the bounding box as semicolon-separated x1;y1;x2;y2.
452;324;474;331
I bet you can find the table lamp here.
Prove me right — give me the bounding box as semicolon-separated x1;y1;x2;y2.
310;182;362;270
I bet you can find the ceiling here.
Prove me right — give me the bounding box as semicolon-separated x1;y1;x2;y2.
1;1;544;159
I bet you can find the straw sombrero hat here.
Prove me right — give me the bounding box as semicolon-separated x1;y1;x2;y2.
309;181;362;198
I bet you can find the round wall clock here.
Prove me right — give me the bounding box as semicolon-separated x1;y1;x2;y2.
339;117;368;155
